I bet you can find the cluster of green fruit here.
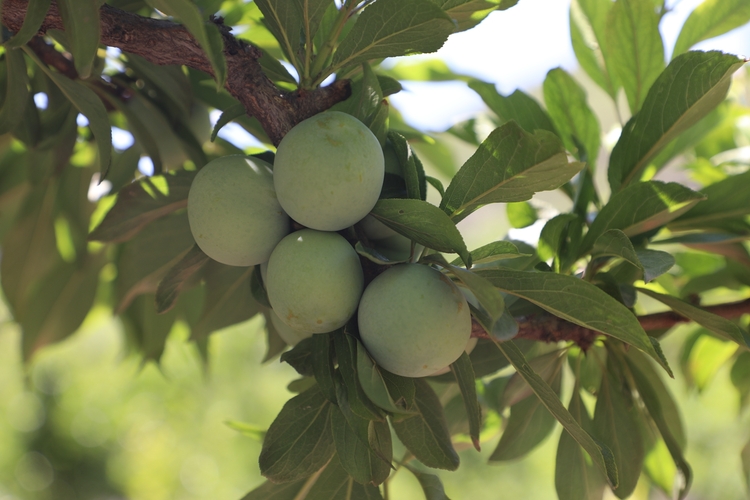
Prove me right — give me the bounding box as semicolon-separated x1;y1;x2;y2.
187;111;471;377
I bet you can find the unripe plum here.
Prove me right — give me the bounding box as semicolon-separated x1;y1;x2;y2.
269;310;312;346
273;111;384;231
358;264;472;378
188;155;290;266
266;229;364;333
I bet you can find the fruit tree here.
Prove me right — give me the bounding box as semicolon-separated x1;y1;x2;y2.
1;0;750;499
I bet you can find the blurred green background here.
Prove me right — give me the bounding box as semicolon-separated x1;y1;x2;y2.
1;293;748;499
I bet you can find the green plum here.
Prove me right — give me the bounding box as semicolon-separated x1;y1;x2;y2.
358;264;472;378
273;111;384;231
188;155;290;266
269;310;312;346
266;229;364;333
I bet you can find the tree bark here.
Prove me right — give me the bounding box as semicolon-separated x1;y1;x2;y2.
1;0;351;145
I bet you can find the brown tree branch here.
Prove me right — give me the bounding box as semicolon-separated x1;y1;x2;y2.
1;0;351;145
472;298;750;350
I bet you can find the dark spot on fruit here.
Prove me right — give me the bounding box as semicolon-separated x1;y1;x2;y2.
398;210;405;214
316;319;323;324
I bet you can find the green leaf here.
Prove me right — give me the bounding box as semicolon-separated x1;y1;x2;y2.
306;455;384;499
555;388;606;500
191;262;259;340
440;122;583;222
155;243;209;313
312;333;337;404
490;368;560;461
431;0;501;31
57;0;101;79
592;230;674;282
0;48;30;135
673;0;750;58
332;0;455;71
121;292;177;362
333;333;385;422
637;287;747;346
581;181;706;255
384;131;426;201
569;0;619;98
0;184;59;315
391;379;459;471
357;344;417;415
115;213;195;312
475;268;672;374
330;403;392;485
450;352;481;451
255;0;304;69
537;214;580;265
297;0;330;41
468;80;557;135
281;338;315;377
89;170;194;243
143;0;227;88
543;68;601;162
125;54;193;119
495;341;619;488
608;51;745;191
452;240;522;266
259;386;336;484
593;357;645;498
404;464;452;500
24;48;112;177
605;0;664;113
4;0;52;48
370;198;470;266
624;350;691;499
502;350;565;408
506;201;537;229
262;310;289;362
670;169;750;231
18;253;105;359
210;103;246;142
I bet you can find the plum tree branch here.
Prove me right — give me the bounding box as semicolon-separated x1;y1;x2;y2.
472;297;750;350
1;0;351;145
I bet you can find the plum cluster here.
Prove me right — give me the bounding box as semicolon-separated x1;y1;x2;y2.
187;111;471;377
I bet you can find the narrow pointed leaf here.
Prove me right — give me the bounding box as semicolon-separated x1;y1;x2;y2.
143;0;227;87
241;476;312;500
624;350;692;499
440;122;583;222
191;263;259;340
495;341;619;488
255;0;304;68
89;170;194;243
468;80;557;135
332;0;455;71
19;254;105;359
555;388;606;500
451;240;522;266
5;0;51;49
581;181;705;255
330;406;391;486
0;48;29;135
605;0;664;113
569;0;619;98
502;350;565;408
58;0;101;79
476;268;671;374
543;67;601;162
404;464;452;500
155;244;209;313
210;103;246;142
259;386;336;483
491;369;560;461
357;345;417;415
391;379;459;471
637;287;747;346
672;0;750;58
592;359;645;498
450;352;482;451
609;51;745;190
24;48;112;176
669;169;750;231
370;198;470;266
